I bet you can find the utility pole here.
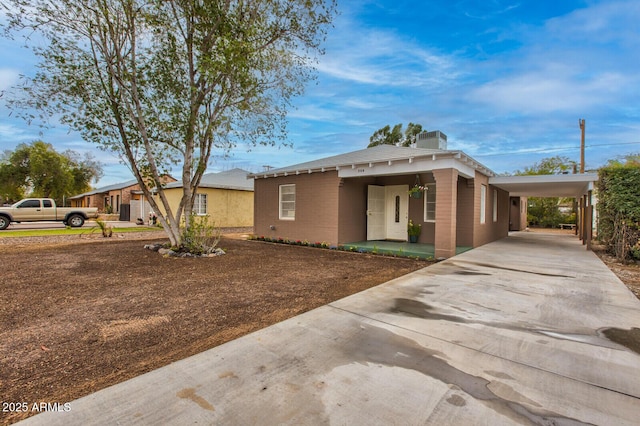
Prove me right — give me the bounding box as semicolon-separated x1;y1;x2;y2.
579;119;585;173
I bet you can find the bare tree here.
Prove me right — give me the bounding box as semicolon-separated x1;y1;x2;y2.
2;0;336;247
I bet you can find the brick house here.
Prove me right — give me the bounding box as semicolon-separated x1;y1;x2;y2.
69;175;176;221
250;131;515;259
251;130;600;258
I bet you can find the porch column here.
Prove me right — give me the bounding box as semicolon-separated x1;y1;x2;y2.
433;168;458;259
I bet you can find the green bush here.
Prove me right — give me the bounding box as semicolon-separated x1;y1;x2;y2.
597;164;640;261
179;214;221;255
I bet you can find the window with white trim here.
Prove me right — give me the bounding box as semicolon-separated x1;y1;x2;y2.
279;184;295;220
423;183;436;222
480;184;487;224
194;193;207;215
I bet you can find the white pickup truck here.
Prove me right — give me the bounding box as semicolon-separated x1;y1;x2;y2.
0;198;99;230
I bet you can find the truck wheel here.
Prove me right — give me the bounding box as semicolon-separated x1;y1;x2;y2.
0;216;9;230
67;214;85;228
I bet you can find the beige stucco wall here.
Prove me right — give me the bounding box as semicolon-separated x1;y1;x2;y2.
158;187;253;227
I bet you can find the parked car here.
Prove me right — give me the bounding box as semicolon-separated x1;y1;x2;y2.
0;198;99;230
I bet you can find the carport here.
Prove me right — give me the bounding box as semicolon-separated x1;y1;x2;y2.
489;173;599;248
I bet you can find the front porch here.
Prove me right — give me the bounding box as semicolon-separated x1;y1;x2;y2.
344;240;472;260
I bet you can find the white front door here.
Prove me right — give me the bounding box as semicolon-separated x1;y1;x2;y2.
367;185;386;240
385;185;409;241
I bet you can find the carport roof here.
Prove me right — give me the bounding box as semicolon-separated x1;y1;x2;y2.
489;173;598;198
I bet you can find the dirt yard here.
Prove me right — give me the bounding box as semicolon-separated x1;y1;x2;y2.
0;231;427;425
593;245;640;299
1;229;639;425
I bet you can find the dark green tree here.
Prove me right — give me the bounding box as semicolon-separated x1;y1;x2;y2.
3;0;337;247
0;141;103;204
403;122;423;146
368;124;402;147
368;122;425;148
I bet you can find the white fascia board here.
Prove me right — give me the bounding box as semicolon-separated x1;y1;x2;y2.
338;156;477;179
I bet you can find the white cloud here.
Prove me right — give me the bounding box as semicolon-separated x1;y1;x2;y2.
543;1;640;45
0;68;20;91
315;13;460;89
468;69;631;114
463;0;640;117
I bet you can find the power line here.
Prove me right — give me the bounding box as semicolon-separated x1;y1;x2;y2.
473;141;640;158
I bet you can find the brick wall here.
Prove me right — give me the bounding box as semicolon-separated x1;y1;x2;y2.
433;168;459;258
254;172;341;244
337;177;374;243
456;177;475;247
472;171;509;246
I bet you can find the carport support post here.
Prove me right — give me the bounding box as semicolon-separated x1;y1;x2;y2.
584;190;593;250
579;196;585;241
433;168;458;259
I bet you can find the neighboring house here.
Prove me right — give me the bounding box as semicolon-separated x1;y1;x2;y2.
69;175;176;222
156;168;253;227
250;131;513;259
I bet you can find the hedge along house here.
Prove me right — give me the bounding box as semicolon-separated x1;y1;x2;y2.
155;168;254;227
251;131;516;259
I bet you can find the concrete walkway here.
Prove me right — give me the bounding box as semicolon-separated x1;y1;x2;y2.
19;232;640;425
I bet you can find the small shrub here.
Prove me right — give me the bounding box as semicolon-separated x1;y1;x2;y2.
180;214;221;255
95;218;113;237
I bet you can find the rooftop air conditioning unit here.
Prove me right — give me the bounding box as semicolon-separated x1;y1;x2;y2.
416;130;447;150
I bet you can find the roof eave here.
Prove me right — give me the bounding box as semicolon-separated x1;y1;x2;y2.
249;151;496;179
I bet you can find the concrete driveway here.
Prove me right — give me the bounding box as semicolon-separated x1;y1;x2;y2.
18;232;640;425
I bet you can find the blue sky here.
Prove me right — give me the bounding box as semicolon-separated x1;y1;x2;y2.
1;0;640;186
